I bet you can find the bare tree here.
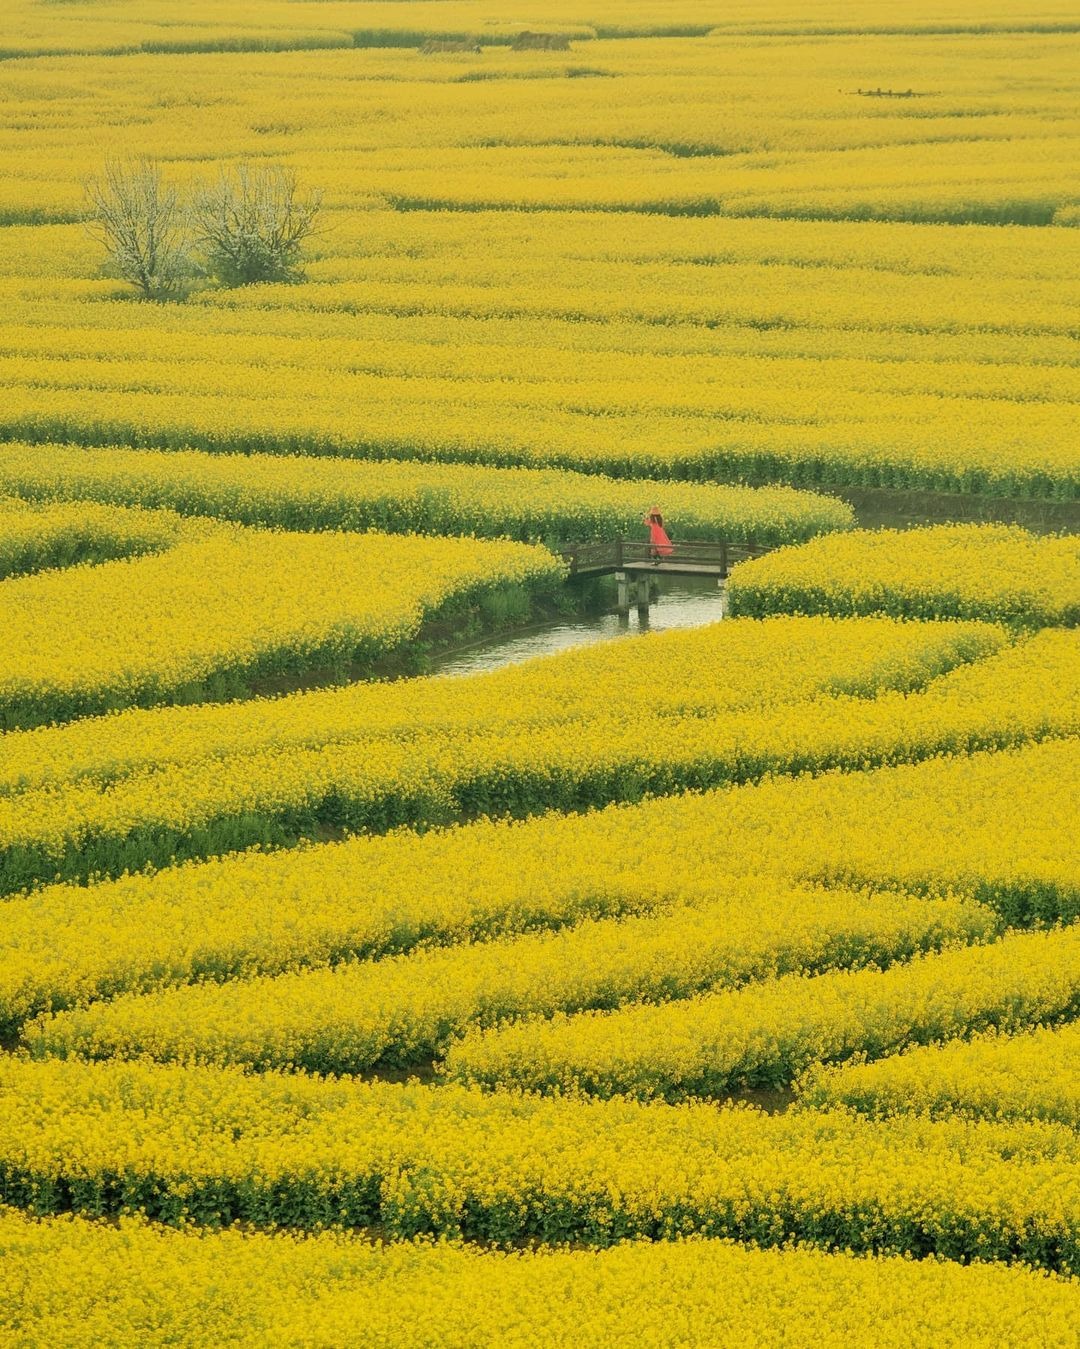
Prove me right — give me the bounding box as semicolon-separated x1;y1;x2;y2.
84;159;190;300
192;163;321;287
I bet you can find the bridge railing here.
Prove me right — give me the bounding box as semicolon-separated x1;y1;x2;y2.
618;540;732;569
559;538;769;577
559;539;625;574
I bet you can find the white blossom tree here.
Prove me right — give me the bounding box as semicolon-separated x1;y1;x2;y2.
83;158;191;300
192;163;322;287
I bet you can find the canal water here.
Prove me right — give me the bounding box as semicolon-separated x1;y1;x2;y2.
432;574;727;678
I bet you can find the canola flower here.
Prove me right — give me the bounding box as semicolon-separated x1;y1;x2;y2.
3;622;1077;896
3;1212;1080;1348
0;41;1076;499
0;442;853;545
0;736;1073;1036
0;814;672;1036
0;613;995;798
5;355;1076;500
6;36;1080;230
3;0;1078;60
728;524;1080;627
442;922;1080;1100
1;205;1075;497
4;1056;1080;1268
0;5;1078;1331
0;496;185;579
801;1021;1080;1130
23;883;994;1072
0;521;562;728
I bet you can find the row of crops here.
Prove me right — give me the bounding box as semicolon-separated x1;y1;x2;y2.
3;603;1079;893
5;1048;1080;1262
6;1214;1078;1348
2;1;1080;1341
3;499;1079;1334
0;223;1076;496
0;730;1073;1029
0;729;1077;1251
0;29;1077;503
5;0;1080;59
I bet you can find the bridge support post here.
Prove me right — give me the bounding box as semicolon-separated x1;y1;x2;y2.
616;570;630;616
635;574;651;615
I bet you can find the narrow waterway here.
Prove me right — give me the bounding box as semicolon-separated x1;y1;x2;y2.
432;490;1080;680
432;574;727;678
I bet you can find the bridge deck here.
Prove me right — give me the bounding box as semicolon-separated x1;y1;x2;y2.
620;560;735;576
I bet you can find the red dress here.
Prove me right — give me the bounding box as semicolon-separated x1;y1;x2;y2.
647;514;673;557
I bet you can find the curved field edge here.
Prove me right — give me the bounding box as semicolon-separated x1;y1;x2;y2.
0;735;1072;1038
3;411;1075;505
3;1057;1080;1271
0;442;855;547
0;529;566;731
0;615;996;798
20;884;995;1073
1;1211;1078;1346
727;525;1080;628
796;1019;1080;1131
5;622;1074;896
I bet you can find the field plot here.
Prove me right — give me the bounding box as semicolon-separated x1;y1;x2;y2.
0;441;853;545
0;495;186;578
0;24;1079;499
1;0;1080;1343
801;1020;1080;1128
0;501;562;728
728;523;1080;625
8;622;1080;899
4;1213;1080;1349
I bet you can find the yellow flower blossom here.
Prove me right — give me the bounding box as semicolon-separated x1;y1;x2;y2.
0;442;853;545
23;882;993;1073
443;922;1080;1100
0;519;561;728
0;1056;1080;1270
4;621;1077;895
0;734;1073;1035
729;525;1080;627
2;1211;1079;1348
801;1021;1080;1130
0;496;185;579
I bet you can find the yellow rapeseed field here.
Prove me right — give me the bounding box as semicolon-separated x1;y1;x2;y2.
442;922;1080;1099
0;495;185;579
0;508;562;728
4;1212;1080;1348
23;882;994;1072
801;1021;1080;1129
4;1054;1080;1269
1;0;1079;1339
16;620;1080;895
0;614;997;797
0;20;1077;497
0;736;1074;1034
0;441;853;544
729;524;1080;626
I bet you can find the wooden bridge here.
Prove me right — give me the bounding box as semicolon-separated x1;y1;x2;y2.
559;538;770;615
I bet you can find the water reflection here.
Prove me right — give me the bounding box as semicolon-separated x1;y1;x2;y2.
433;576;728;679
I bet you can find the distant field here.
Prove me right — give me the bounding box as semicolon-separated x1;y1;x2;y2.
0;18;1077;498
1;3;1079;1342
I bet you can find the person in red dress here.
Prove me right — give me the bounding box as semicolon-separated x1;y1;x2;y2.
643;505;673;561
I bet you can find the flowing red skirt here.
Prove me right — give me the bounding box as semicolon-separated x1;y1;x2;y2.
648;522;673;556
